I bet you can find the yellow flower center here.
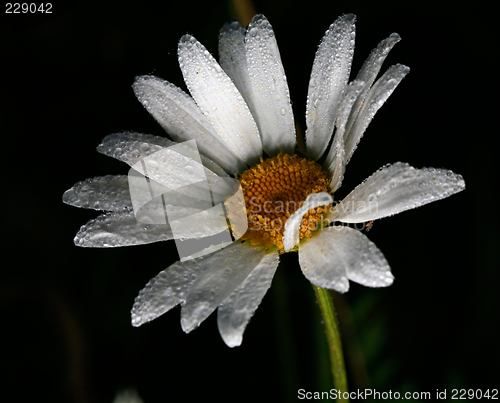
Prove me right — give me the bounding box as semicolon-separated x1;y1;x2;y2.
227;153;331;250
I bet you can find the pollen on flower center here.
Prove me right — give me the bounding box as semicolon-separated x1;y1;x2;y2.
229;153;331;250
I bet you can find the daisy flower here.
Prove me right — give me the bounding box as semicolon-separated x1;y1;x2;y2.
63;14;465;348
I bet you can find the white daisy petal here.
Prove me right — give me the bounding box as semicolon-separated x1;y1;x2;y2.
344;33;401;140
329;162;466;223
343;231;394;288
178;35;262;166
127;144;232;205
98;132;233;205
245;14;296;156
218;21;255;109
180;242;270;333
97;131;173;165
324;79;366;192
63;175;132;211
299;226;392;292
132;76;245;174
298;226;348;292
344;64;410;165
74;210;173;248
305;14;356;161
97;131;229;178
356;33;401;87
131;250;218;327
217;251;279;347
283;192;333;252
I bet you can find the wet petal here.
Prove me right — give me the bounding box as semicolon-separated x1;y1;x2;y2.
131;246;227;327
178;35;262;166
63;175;132;211
323;80;365;193
283;192;333;252
97;131;229;178
217;251;279;347
132;76;245;174
74;210;173;248
329;162;466;223
356;33;401;87
344;33;401;141
245;14;296;155
299;226;393;292
126;143;232;204
218;21;255;114
344;64;410;165
305;14;356;161
180;241;270;333
98;132;233;204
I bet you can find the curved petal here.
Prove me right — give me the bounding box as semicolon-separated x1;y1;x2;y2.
356;33;401;88
329;162;466;223
178;35;262;166
74;210;173;248
133;76;246;174
344;64;410;165
305;14;356;161
283;192;333;252
299;226;393;292
344;33;401;140
217;251;279;347
180;241;270;333
245;14;296;156
63;175;132;211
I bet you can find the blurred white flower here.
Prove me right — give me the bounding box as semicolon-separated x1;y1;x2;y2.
64;14;464;347
112;388;144;403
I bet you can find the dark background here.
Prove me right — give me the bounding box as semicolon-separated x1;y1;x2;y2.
2;0;497;402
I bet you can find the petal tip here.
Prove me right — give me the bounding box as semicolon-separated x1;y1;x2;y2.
343;13;356;22
390;32;401;41
222;333;242;348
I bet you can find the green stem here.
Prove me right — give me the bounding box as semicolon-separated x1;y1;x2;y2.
312;284;349;402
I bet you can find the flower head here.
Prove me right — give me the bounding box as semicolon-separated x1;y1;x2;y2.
63;14;465;347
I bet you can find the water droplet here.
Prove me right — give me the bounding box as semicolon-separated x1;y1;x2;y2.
280;108;286;115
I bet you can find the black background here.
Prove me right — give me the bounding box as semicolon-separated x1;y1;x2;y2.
2;0;497;402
